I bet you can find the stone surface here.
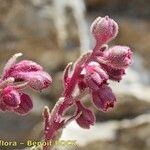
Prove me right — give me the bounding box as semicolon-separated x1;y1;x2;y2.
0;0;88;72
85;0;150;18
62;114;150;150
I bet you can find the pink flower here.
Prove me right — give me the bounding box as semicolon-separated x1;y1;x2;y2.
0;53;52;115
102;46;132;69
82;62;108;90
42;16;133;148
5;59;52;91
0;86;33;115
75;100;95;129
11;71;52;91
12;60;43;72
1;85;20;108
101;64;125;82
90;16;118;45
14;93;33;115
92;84;116;111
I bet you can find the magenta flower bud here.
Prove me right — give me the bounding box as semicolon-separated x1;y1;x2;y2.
11;71;52;91
26;71;52;90
5;60;44;81
14;93;33;115
101;64;125;81
0;53;53;115
92;84;116;111
84;62;108;90
1;86;20;108
90;16;118;44
13;60;43;72
103;46;132;69
75;100;95;129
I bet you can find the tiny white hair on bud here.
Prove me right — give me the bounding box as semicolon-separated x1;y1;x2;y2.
5;77;15;83
88;61;99;66
14;53;23;57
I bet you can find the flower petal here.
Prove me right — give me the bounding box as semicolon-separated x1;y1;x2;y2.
75;100;95;129
1;86;20;108
12;60;43;72
101;64;125;81
11;71;52;91
92;84;116;111
84;62;108;90
103;46;132;69
14;93;33;115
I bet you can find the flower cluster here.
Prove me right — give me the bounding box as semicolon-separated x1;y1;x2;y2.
43;16;133;149
0;53;52;115
73;16;132;128
0;15;133;150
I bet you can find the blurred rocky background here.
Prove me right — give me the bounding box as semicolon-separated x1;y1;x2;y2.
0;0;150;150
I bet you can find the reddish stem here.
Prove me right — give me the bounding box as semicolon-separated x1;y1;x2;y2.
43;65;84;150
43;52;95;150
64;64;83;97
